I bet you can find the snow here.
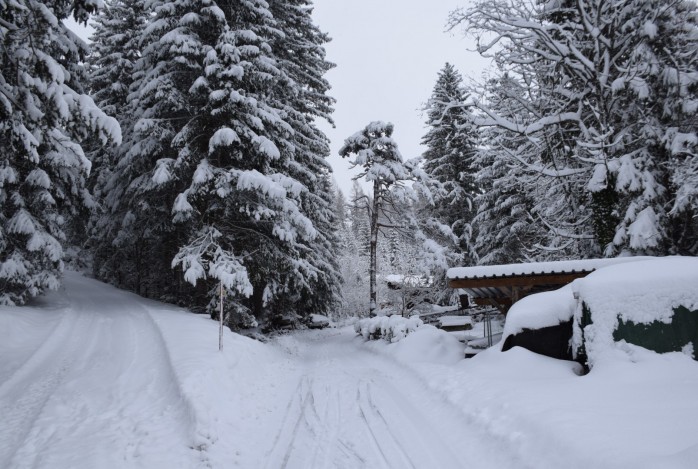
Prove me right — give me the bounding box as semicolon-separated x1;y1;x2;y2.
643;21;658;39
208;127;240;153
151;158;174;185
572;256;698;365
627;206;660;248
367;329;698;469
383;274;432;287
574;257;698;326
447;256;650;279
0;274;198;468
502;285;576;337
2;272;697;468
255;135;281;160
355;315;424;342
172;191;193;214
309;313;330;327
438;315;473;327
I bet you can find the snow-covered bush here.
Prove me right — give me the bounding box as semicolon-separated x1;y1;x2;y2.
355;315;424;343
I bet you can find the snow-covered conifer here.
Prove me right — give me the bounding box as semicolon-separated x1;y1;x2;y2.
340;122;452;314
421;63;479;264
0;0;120;305
86;0;149;287
89;0;339;325
265;0;342;316
451;0;698;259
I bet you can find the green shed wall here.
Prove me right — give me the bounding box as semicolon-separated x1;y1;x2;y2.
613;306;697;359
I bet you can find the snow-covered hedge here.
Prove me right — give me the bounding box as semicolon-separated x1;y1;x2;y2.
355;315;424;343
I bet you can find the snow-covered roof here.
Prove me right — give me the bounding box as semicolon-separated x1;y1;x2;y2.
447;257;651;280
573;256;698;322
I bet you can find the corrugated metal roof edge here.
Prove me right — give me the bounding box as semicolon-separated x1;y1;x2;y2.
448;268;597;281
446;257;654;280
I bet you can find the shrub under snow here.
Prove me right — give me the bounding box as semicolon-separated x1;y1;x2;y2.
355;315;424;342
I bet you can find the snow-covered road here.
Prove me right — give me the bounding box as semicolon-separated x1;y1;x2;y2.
0;274;198;468
264;331;521;469
0;273;524;468
6;273;695;468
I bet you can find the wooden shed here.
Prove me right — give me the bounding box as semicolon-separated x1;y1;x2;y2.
447;258;650;314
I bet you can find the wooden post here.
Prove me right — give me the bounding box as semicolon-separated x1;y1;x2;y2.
219;282;224;351
512;286;521;303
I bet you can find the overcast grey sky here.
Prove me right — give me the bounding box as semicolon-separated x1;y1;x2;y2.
312;0;490;196
68;0;490;196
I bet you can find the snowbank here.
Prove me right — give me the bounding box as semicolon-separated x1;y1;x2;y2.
502;285;576;339
363;324;465;365
363;319;698;469
355;315;423;342
144;304;298;468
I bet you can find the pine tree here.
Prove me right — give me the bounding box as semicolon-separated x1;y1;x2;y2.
0;0;120;305
340;121;450;314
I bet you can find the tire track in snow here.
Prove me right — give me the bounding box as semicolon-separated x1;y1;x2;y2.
0;308;92;467
356;379;416;469
264;376;323;469
0;273;200;469
263;330;526;469
264;372;368;469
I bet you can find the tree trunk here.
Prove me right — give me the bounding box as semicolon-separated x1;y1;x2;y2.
251;281;266;320
369;181;381;315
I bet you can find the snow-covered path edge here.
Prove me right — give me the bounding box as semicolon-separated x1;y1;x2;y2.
359;331;584;469
358;325;698;469
144;303;299;468
0;273;201;469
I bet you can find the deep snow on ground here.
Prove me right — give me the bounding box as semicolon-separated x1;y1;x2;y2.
2;272;698;468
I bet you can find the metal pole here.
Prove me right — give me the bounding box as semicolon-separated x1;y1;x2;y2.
486;311;493;347
219;282;224;351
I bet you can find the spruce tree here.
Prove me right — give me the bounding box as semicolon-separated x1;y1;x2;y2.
0;0;120;305
87;0;340;325
421;63;479;264
87;0;150;290
265;0;342;317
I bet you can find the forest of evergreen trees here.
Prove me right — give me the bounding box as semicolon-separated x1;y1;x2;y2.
1;0;696;326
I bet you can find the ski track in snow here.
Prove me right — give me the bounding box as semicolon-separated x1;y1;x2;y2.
263;331;524;469
0;273;199;469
